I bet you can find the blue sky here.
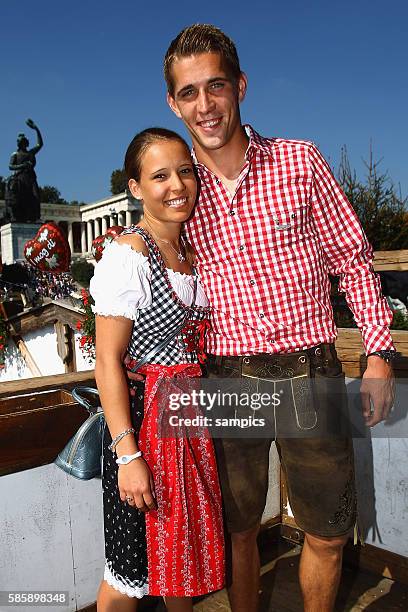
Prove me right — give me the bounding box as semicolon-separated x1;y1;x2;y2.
1;0;407;203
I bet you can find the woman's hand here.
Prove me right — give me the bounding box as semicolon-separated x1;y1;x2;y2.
118;458;156;512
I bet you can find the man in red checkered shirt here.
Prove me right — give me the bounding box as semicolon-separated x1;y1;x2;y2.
164;24;396;612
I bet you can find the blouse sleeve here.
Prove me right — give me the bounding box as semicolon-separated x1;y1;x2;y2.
89;241;151;320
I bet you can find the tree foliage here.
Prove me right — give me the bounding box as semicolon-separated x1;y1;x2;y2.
110;168;127;195
39;185;68;205
71;259;95;288
338;146;408;250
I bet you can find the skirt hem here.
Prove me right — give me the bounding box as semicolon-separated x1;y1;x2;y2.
104;562;149;599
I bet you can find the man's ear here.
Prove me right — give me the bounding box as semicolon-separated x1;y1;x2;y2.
128;179;142;200
237;72;248;103
167;91;182;119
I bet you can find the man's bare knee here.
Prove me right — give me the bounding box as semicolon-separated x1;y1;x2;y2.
231;524;260;550
304;532;349;556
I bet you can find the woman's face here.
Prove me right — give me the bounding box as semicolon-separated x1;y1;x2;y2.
128;139;197;224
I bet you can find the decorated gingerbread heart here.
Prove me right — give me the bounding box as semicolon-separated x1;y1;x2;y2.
92;234;115;262
24;222;71;272
105;225;124;239
91;226;125;262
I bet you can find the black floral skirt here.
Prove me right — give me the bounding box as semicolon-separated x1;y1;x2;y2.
101;381;149;598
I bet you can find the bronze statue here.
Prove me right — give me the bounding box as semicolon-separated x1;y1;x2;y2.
5;119;43;223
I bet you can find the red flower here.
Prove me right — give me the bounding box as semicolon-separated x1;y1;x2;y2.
76;321;82;330
0;345;4;350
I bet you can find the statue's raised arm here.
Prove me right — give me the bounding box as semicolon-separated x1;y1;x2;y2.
26;118;43;153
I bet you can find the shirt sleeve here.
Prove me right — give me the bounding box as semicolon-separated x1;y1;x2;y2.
89;241;152;320
308;143;395;354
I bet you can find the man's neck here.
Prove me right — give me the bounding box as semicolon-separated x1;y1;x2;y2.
194;125;249;181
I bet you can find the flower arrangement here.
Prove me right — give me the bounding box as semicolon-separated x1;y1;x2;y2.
0;312;8;370
76;289;96;363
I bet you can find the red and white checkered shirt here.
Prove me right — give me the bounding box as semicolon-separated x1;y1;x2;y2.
185;125;394;356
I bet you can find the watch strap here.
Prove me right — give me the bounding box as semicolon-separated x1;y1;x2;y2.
115;450;143;465
367;350;398;362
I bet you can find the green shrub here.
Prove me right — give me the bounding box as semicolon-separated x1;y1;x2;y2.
390;310;408;330
71;259;95;288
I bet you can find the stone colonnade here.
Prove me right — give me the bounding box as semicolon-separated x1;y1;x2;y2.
82;209;135;252
36;194;142;255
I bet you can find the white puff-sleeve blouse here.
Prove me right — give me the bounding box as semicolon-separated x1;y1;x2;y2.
89;240;208;321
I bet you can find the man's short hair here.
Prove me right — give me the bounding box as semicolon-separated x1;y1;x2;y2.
164;24;241;96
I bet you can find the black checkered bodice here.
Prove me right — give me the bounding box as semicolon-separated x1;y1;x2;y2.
122;226;209;366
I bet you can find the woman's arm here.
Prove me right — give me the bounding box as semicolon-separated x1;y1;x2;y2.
95;314;156;511
26;118;43;153
9;152;31;172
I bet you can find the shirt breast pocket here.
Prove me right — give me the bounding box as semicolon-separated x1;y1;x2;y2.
266;204;311;247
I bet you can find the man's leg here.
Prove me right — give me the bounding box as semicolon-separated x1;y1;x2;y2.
228;523;261;612
211;432;270;612
299;532;349;612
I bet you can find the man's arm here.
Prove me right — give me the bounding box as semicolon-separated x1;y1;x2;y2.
308;143;395;426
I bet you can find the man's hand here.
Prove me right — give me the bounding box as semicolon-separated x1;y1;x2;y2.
360;356;395;426
123;354;144;395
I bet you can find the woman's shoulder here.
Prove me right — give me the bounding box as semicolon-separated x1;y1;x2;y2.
89;232;152;319
114;230;149;257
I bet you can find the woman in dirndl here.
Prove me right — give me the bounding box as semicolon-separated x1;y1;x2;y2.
90;128;225;611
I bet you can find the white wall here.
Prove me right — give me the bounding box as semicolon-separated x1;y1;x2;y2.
283;379;408;558
0;464;104;612
0;326;93;383
0;338;31;382
355;436;408;557
24;326;65;376
263;445;281;522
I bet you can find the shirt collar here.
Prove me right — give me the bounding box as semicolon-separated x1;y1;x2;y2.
191;124;274;168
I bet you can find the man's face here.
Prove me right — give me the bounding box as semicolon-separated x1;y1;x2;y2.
167;52;247;153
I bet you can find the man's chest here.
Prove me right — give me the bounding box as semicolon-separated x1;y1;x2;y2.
187;162;314;263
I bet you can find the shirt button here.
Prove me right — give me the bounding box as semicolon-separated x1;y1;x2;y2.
229;209;235;216
249;279;255;286
239;245;245;251
259;313;264;318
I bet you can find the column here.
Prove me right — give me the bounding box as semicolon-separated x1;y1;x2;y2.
118;211;125;226
81;222;87;253
87;221;93;252
125;210;132;226
67;222;74;253
94;218;101;238
108;216;114;228
101;216;108;234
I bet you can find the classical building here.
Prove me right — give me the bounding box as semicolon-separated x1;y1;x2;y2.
0;192;142;258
